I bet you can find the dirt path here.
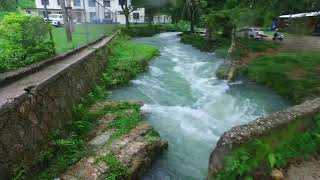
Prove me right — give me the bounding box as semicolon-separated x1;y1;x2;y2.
265;33;320;52
286;158;320;180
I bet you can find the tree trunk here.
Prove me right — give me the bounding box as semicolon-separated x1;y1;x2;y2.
66;0;75;32
125;12;130;28
228;28;236;53
59;0;72;42
190;12;195;33
148;12;153;26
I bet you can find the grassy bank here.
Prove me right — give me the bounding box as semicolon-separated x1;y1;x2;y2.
179;33;279;59
15;35;159;179
214;113;320;180
245;52;320;104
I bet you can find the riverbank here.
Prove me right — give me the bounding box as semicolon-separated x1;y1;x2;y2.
179;32;320;179
14;34;165;179
245;52;320;104
108;32;288;179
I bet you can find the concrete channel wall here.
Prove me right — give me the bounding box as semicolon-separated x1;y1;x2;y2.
0;33;117;177
208;97;320;179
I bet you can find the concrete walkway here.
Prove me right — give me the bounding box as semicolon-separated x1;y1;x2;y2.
0;35;113;108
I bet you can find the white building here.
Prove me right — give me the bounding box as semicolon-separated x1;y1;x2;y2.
24;0;145;24
153;14;172;24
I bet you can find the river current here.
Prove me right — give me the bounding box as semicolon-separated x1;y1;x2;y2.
109;32;288;180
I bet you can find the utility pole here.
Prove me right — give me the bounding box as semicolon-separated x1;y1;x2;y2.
59;0;72;42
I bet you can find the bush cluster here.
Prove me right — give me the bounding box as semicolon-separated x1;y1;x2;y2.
0;13;55;73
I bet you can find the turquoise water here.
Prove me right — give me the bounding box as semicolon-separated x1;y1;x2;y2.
109;32;289;180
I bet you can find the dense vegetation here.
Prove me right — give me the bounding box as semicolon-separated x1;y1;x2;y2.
245;52;320;104
0;13;55;73
14;35;159;179
214;113;320;180
121;21;190;37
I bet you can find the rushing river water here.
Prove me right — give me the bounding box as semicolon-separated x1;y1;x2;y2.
109;32;289;180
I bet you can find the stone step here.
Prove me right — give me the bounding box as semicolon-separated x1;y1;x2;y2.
60;101;168;180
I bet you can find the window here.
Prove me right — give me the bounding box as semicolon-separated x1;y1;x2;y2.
104;0;110;7
41;0;49;5
90;12;96;19
105;12;111;19
119;0;125;5
74;0;81;6
133;13;139;20
88;0;96;7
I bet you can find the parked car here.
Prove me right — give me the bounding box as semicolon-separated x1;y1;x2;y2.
237;27;267;40
44;14;64;26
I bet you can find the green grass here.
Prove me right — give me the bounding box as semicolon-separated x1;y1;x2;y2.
98;153;129;180
214;113;320;180
102;36;160;88
52;24;117;53
180;33;231;52
103;102;143;145
18;0;36;9
237;38;280;52
231;38;281;60
15;35;159;180
245;52;320;104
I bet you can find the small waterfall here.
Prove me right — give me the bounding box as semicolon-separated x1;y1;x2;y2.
109;32;288;180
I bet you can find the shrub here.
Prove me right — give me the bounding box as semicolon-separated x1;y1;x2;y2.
0;13;55;72
121;26;161;37
159;21;190;32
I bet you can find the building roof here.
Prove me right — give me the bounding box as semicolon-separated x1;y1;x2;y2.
279;11;320;19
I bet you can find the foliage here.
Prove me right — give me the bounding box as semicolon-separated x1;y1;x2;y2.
205;11;234;38
215;114;320;179
121;25;161;37
102;35;160;88
180;33;214;51
159;21;190;31
103;102;143;145
180;32;231;52
98;153;129;180
0;13;55;72
245;52;320;104
18;0;36;9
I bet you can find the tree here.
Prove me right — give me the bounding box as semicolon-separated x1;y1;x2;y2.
119;0;137;28
59;0;72;41
184;0;206;32
0;0;17;11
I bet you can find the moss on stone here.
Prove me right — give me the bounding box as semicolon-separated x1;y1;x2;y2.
214;114;320;179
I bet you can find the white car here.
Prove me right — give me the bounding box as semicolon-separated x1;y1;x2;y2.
45;14;64;26
237;27;267;40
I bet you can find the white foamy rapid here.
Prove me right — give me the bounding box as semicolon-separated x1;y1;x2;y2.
109;32;288;180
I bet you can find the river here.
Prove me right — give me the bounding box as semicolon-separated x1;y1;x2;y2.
109;32;289;180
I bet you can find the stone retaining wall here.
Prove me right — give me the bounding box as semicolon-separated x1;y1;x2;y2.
207;97;320;179
0;36;115;177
